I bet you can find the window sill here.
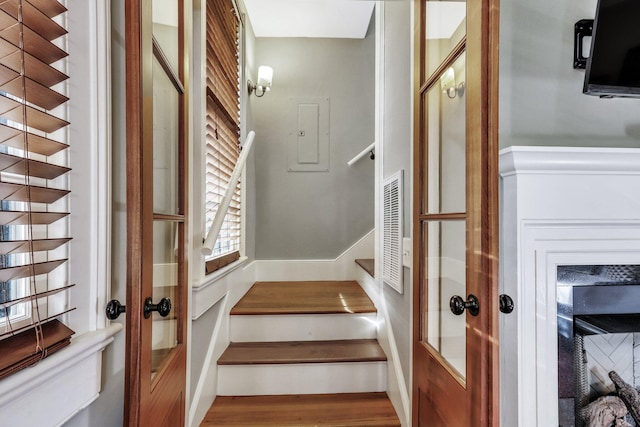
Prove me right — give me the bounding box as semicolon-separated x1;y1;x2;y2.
192;256;248;320
0;323;122;426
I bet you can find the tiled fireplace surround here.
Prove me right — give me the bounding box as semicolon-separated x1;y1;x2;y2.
499;147;640;427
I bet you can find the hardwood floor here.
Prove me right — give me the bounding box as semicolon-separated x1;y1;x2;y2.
218;339;386;365
230;281;377;315
201;393;401;427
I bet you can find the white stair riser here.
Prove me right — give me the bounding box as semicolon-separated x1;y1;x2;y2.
217;362;387;396
230;313;378;342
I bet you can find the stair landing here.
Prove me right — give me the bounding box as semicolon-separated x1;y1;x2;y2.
230;280;376;315
202;392;401;427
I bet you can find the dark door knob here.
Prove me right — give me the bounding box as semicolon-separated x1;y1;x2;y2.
105;299;126;320
499;294;514;314
144;297;172;319
449;294;480;316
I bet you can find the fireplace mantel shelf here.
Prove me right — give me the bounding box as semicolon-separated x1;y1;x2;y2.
499;146;640;427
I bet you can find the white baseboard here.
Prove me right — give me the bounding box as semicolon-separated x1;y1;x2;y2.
253;230;374;281
357;267;411;427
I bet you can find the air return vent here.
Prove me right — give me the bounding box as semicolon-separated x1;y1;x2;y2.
383;170;403;293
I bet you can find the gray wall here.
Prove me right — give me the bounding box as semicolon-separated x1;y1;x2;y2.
381;1;413;398
500;0;640;148
253;30;375;260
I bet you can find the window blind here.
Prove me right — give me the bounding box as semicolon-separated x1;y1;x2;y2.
204;0;241;275
0;0;73;380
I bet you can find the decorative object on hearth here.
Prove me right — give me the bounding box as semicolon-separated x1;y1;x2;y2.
610;371;640;425
579;395;631;427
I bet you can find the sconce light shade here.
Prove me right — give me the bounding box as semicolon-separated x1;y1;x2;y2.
257;65;273;88
440;66;465;99
248;65;273;97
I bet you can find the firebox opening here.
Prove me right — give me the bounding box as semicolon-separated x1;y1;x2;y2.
557;265;640;427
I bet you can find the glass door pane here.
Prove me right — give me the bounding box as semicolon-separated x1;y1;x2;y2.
153;0;179;73
423;220;467;380
151;55;182;381
153;57;180;216
423;52;466;214
424;0;466;79
151;221;179;380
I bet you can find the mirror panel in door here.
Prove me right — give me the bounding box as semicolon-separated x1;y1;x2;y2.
424;0;466;79
153;56;180;216
423;219;467;380
423;52;466;215
151;220;179;380
152;0;179;73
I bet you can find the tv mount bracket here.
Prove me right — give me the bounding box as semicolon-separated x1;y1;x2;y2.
574;19;594;69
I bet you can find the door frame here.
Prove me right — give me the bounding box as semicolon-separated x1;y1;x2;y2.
411;0;500;424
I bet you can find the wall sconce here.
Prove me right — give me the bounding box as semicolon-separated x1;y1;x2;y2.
248;65;273;97
440;66;465;99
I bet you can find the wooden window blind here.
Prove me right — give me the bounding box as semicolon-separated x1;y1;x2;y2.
0;0;73;380
205;0;241;275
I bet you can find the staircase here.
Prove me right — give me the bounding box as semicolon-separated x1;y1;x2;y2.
201;280;400;426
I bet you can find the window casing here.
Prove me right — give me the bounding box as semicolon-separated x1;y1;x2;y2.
204;0;242;274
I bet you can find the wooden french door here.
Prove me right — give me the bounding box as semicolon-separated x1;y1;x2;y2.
412;0;499;425
125;0;188;425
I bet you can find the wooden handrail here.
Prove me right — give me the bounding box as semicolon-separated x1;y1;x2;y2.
202;131;255;256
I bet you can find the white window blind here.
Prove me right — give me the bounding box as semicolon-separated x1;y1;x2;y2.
0;0;73;379
204;0;241;274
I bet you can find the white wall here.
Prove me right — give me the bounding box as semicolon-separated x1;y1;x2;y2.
500;0;640;148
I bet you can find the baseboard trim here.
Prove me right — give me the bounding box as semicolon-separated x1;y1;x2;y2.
357;268;411;427
254;230;374;281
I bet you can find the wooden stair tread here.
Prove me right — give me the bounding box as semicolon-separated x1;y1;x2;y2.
218;339;386;365
201;392;401;426
355;258;375;278
230;281;376;315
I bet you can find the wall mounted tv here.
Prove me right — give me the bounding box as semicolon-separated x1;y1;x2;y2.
583;0;640;98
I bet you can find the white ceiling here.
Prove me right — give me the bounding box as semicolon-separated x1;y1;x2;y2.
243;0;376;39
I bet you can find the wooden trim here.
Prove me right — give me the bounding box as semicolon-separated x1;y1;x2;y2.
152;37;185;94
419;38;467;94
412;1;425;424
205;250;239;275
124;0;146;423
153;213;185;222
487;0;501;424
418;212;467;221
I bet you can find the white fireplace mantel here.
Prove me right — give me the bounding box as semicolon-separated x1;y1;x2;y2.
499;146;640;427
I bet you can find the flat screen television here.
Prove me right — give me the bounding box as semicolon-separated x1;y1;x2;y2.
583;0;640;98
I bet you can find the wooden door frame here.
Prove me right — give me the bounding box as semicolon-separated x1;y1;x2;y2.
124;0;189;425
411;0;500;425
124;1;150;422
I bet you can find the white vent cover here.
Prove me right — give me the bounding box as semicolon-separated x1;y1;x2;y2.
383;170;403;293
